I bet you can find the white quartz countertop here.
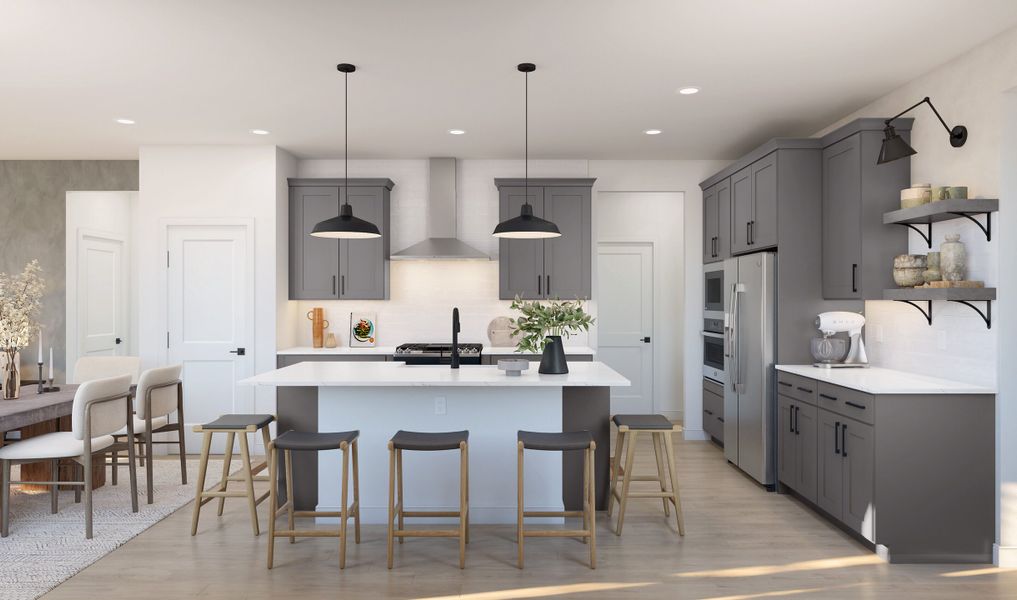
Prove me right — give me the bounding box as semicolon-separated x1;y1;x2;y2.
276;346;595;356
776;365;995;395
242;360;629;388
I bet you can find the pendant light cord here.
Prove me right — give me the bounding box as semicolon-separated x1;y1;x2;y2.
344;68;349;208
524;67;529;207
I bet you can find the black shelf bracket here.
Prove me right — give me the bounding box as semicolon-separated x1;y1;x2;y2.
897;223;932;248
949;299;993;329
948;211;992;242
896;300;932;325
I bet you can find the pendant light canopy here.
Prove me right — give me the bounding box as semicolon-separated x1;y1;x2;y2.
492;63;561;240
877;96;967;165
311;63;382;239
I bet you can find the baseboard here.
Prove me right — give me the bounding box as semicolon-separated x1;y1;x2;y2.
682;428;710;441
315;504;565;526
995;543;1017;567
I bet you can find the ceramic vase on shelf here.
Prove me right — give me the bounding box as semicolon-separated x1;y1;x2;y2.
324;332;338;348
307;308;329;348
538;336;569;374
940;234;967;282
923;251;942;283
1;350;21;400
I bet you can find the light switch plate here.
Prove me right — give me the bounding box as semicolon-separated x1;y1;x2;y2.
434;396;447;415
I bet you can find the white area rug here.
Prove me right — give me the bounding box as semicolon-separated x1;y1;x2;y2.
0;459;220;600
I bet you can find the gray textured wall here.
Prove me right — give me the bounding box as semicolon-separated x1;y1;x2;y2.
0;161;139;382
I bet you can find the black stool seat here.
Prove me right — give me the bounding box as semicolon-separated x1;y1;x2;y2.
518;430;593;451
202;414;275;430
274;430;358;451
391;430;468;451
612;414;674;430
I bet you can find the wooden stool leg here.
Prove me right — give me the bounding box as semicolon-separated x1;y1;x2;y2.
458;441;467;570
339;443;350;569
217;431;235;516
267;445;277;569
664;431;685;535
191;431;212;535
516;441;524;569
284;449;295;543
582;447;589;544
607;429;625;517
615;430;638;535
238;432;260;536
386;442;395;570
50;459;59;514
652;432;671;516
352;439;361;544
588;443;597;569
465;445;470;544
396;448;404;544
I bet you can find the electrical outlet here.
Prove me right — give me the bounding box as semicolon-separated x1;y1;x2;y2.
936;330;948;351
434;396;447;416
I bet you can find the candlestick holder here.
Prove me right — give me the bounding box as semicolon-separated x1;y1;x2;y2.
37;362;45;394
44;378;59;393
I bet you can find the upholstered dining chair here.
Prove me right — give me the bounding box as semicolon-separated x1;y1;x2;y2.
0;374;138;539
110;364;186;502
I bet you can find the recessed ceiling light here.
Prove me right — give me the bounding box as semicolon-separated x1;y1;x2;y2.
644;129;662;135
114;118;135;125
677;86;700;95
448;129;466;135
249;129;270;135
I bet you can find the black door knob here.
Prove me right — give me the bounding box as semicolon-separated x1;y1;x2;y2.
641;337;651;343
229;348;246;356
115;337;122;345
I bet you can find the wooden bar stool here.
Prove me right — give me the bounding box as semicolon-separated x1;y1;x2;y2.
387;430;469;570
607;414;684;536
516;430;596;569
267;430;360;569
190;414;275;536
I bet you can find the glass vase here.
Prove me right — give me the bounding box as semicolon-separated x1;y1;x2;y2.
2;354;20;400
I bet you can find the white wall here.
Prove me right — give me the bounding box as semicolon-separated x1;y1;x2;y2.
64;191;137;381
814;25;1017;564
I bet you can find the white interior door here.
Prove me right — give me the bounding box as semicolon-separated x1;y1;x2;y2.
167;224;254;453
77;232;126;358
597;243;654;414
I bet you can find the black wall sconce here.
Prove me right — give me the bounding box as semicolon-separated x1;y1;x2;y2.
877;96;967;164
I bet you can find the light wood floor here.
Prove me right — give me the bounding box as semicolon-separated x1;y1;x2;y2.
44;432;1017;599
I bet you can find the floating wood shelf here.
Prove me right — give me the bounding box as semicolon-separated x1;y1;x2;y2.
883;287;996;328
883;198;998;248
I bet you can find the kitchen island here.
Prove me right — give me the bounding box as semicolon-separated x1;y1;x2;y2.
242;361;628;523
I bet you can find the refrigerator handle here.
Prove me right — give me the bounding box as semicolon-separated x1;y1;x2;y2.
728;282;744;393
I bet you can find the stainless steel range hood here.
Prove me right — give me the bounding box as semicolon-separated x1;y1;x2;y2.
391;158;489;260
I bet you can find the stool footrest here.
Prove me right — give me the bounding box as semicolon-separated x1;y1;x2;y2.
393;529;461;538
523;510;584;518
401;510;464;518
523;529;591;538
272;529;342;538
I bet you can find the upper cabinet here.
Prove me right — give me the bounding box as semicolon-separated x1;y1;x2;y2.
702;178;730;263
820;119;911;300
495;178;595;300
288;178;393;301
730;152;781;254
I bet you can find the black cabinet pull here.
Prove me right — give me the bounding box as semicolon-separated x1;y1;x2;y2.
750;221;755;245
714;237;718;256
789;406;794;432
778;381;792;388
851;263;858;293
844;401;866;410
546;275;551;297
794;406;800;435
537;275;542;296
705;409;714;416
341;275;345;296
834;422;841;455
796;386;813;394
332;275;336;295
746;221;751;245
841;423;848;458
718;417;725;423
819;393;838;401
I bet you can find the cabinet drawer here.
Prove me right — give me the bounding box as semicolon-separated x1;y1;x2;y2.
817;382;874;425
703;378;724;398
776;371;818;406
703;389;724;420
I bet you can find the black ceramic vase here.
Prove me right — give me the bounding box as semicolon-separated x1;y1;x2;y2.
538;335;569;374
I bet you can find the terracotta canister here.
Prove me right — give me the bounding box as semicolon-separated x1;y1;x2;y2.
923;251;942;282
307;308;330;348
940;234;967;282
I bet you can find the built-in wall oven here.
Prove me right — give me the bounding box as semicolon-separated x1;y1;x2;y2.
702;317;726;384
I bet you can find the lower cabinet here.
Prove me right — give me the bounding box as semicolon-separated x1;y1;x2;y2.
778;394;817;504
702;378;725;444
816;408;874;540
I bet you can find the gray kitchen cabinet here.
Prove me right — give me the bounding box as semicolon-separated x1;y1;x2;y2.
777;374;818;504
749;153;778;249
730;166;752;255
495;178;594;300
841;417;875;540
820;119;911;300
795;401;818;504
288;178;393;300
816;408;845;519
778;396;797;485
702;178;731;263
702;378;724;444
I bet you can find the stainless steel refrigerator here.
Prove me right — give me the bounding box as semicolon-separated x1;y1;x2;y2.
723;252;776;487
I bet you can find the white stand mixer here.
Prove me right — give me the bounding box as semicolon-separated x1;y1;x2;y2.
813;311;869;368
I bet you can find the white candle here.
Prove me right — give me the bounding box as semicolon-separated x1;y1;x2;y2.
38;330;42;363
48;348;53;380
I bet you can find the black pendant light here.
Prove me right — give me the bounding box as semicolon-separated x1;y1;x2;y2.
311;63;382;239
877;96;967;165
492;63;561;240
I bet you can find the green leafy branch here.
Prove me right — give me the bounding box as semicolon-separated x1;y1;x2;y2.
509;296;594;353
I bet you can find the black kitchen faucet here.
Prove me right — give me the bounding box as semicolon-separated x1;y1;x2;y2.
451;307;461;369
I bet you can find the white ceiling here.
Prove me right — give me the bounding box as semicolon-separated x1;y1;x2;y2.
3;0;1017;160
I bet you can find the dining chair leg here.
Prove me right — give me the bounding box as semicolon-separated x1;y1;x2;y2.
607;429;625;517
615;430;638;535
386;441;395;570
217;431;236;516
111;447;119;486
1;459;10;537
50;459;59;514
339;442;350;570
267;445;277;569
396;448;404;544
238;432;260;536
190;431;213;536
84;454;94;539
74;463;82;503
516;441;524;569
458;441;467;570
127;436;139;514
284;449;295;544
145;428;155;504
663;431;685;536
137;438;145;467
352;439;361;544
178;424;188;486
652;433;671;516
